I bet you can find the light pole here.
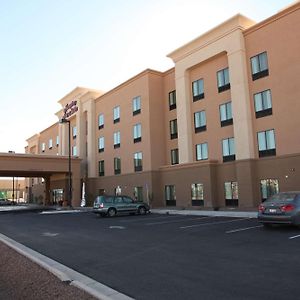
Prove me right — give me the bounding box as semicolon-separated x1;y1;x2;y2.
60;118;72;208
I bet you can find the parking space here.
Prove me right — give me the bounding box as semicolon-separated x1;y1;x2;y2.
0;212;299;300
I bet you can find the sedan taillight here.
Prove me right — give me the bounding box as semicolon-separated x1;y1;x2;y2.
280;204;295;212
258;204;265;213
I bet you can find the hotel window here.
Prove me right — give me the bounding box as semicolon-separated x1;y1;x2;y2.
98;137;104;153
224;181;238;207
134;152;143;172
257;129;276;157
56;136;59;147
171;148;179;165
133;186;143;202
217;67;230;92
170;119;178;139
191;183;204;206
220;102;233;127
72;145;77;156
113;106;120;123
192;79;204;101
260;179;279;202
222;137;235;162
194;110;206;133
133;123;142;143
169;90;176;110
114;157;121;175
48;139;53;149
41;143;46;153
251;51;269;81
133;96;141;116
98;113;104;129
98;160;105;176
165;185;176;206
196;143;208;161
72;126;77;139
254;90;272;118
114;131;121;149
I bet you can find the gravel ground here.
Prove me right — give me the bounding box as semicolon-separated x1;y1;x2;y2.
0;242;97;300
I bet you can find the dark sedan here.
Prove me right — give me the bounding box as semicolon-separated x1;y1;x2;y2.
258;192;300;227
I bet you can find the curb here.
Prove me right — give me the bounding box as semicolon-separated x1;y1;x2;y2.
0;233;133;300
151;209;258;219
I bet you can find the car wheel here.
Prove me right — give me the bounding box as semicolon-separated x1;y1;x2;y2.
138;206;146;215
107;208;116;217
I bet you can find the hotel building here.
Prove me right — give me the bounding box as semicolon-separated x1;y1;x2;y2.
26;2;300;209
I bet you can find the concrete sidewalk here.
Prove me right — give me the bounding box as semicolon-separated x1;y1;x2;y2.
0;204;258;218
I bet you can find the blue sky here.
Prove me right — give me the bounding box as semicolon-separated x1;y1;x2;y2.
0;0;295;153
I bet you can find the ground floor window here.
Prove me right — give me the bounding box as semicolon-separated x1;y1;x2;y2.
191;183;204;206
165;185;176;206
224;181;238;206
260;179;279;202
134;186;143;202
52;189;63;205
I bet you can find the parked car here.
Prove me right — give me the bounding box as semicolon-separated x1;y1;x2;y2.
93;195;150;217
0;198;12;206
258;192;300;227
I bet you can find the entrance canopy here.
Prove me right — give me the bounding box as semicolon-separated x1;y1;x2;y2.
0;153;81;206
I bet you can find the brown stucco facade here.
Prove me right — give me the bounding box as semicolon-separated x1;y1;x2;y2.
23;2;300;208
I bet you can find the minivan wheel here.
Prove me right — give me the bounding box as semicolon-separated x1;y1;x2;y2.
107;208;116;217
138;206;146;215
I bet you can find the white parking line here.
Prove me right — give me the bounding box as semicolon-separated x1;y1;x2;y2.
289;234;300;240
146;216;213;226
180;218;250;229
226;225;263;234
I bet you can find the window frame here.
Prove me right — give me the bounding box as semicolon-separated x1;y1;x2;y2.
113;106;120;123
219;101;233;127
196;143;208;161
251;51;269;81
114;157;121;175
224;181;238;207
222;137;235;162
113;131;121;149
257;129;276;157
192;79;204;101
191;183;204;206
98;136;105;153
170;119;178;139
254;89;272;118
98;113;104;129
132;96;141;116
134;152;143;172
165;185;176;206
194;110;207;133
217;67;230;93
98;160;105;176
169;90;176;110
133;123;142;143
171;148;179;165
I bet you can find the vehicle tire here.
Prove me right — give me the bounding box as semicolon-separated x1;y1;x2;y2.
107;208;116;217
138;206;146;215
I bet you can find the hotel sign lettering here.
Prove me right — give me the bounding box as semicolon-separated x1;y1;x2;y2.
63;100;78;118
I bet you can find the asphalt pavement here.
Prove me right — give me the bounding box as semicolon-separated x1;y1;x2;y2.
0;208;299;299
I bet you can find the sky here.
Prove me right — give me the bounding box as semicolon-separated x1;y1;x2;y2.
0;0;295;153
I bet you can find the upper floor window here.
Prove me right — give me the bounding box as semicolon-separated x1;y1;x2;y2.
72;126;77;139
257;129;276;157
99;160;105;177
133;96;141;116
220;102;233;127
48;139;53;149
98;113;104;129
196;143;208;161
192;79;204;101
191;183;204;206
98;136;104;153
170;119;178;139
133;123;142;143
114;131;121;149
56;136;59;147
114;157;121;175
222;137;235;162
254;89;272;118
194;110;206;133
134;152;143;172
217;67;230;93
72;145;77;156
113;106;120;123
251;52;269;81
41;142;46;153
171;148;179;165
169;90;176;110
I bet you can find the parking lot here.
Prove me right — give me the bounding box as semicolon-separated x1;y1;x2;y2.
0;211;300;299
